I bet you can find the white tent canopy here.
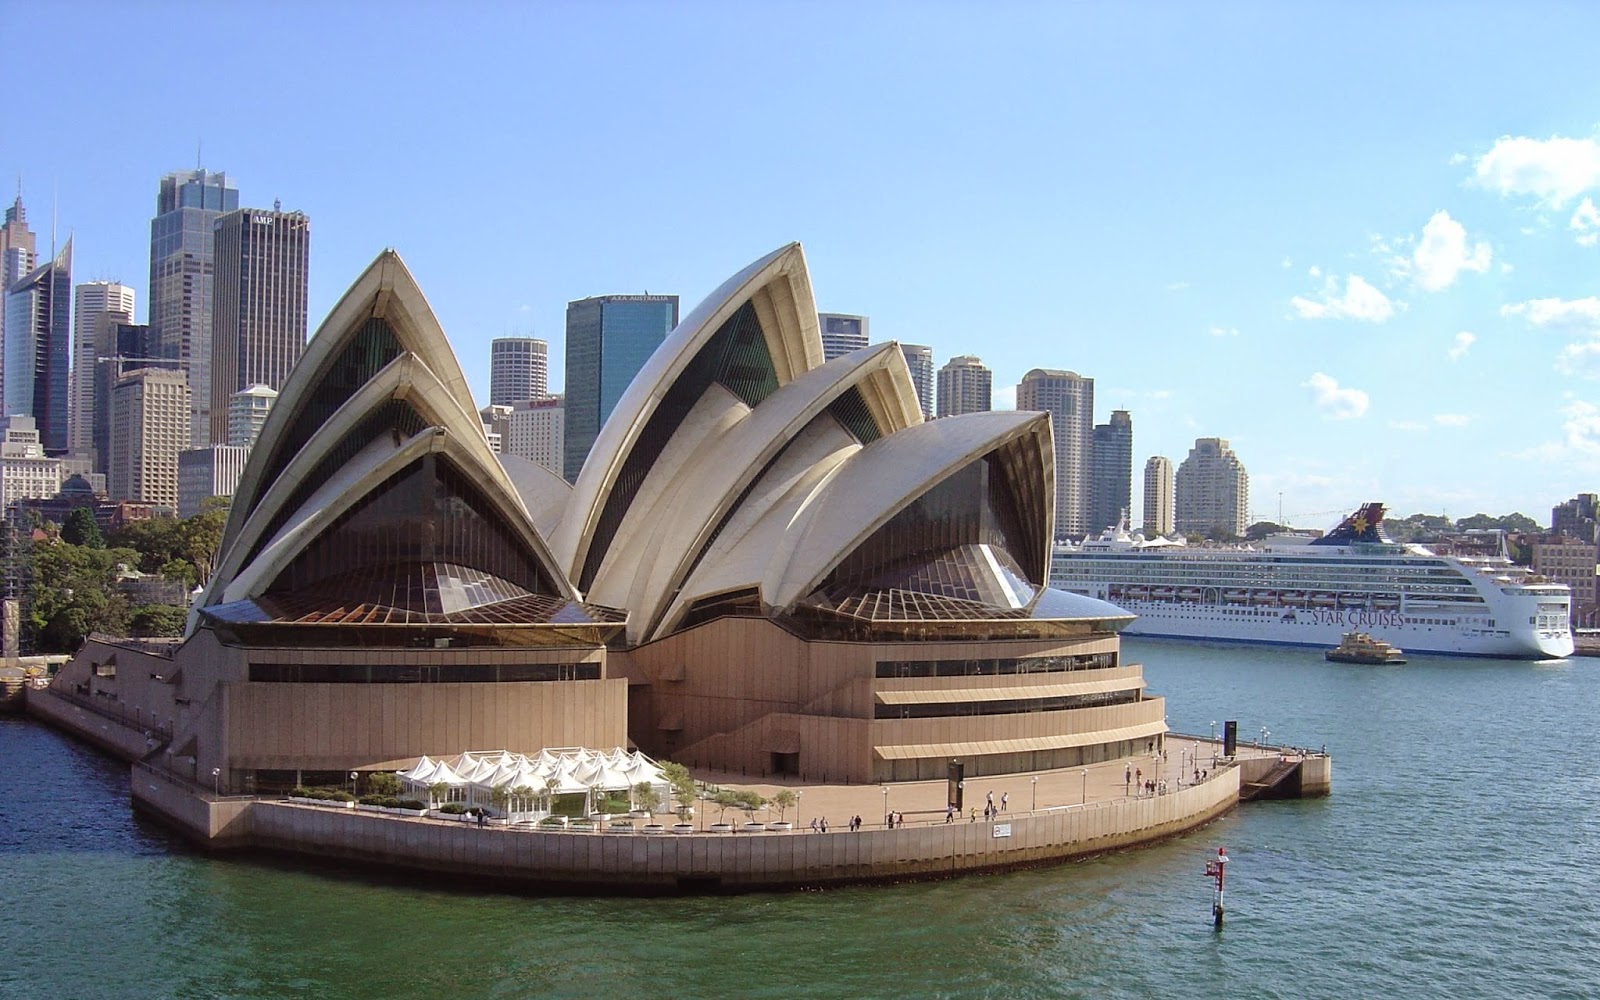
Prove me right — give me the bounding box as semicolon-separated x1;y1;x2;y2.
395;747;671;821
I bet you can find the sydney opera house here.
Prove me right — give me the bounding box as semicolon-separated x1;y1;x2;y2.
47;243;1167;794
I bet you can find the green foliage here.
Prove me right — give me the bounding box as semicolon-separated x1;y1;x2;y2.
657;761;697;809
711;788;765;823
438;802;469;815
128;604;187;637
359;794;403;807
25;540;132;652
632;781;661;815
106;499;229;586
426;781;450;807
597;791;632;814
367;772;403;797
158;559;198;589
61;508;104;548
290;787;355;802
1245;521;1286;541
770;788;797;821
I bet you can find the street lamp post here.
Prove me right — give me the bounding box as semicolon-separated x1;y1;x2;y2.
1031;775;1038;811
1259;727;1270;750
882;787;890;828
212;767;220;797
796;790;803;832
349;770;358;799
1210;720;1218;744
1080;769;1088;805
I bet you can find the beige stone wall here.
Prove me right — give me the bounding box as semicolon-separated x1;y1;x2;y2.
213;768;1239;890
224;677;627;772
618;619;1160;782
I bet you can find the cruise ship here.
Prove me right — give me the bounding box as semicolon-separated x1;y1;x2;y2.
1049;503;1573;659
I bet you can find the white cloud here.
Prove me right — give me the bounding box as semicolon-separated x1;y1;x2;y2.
1564;400;1600;454
1448;152;1468;166
1307;265;1322;278
1433;413;1470;427
1571;197;1600;247
1208;326;1239;337
1447;331;1476;361
1291;274;1397;322
1501;297;1600;329
1166;281;1190;292
1411;211;1492;291
1557;340;1600;379
1281;256;1293;269
1388;419;1430;432
1473;134;1600;207
995;384;1017;410
1302;372;1369;419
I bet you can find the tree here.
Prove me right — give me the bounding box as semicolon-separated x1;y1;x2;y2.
735;790;767;824
657;761;697;815
711;789;745;825
1499;513;1540;534
427;781;450;809
368;772;402;797
633;781;661;816
182;497;230;586
770;788;797;822
1245;521;1286;541
128;604;187;637
25;540;132;652
61;508;104;549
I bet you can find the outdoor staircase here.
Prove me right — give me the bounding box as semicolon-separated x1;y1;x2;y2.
1240;759;1302;801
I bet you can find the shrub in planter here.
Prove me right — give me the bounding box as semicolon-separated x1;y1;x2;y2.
291;787;355;802
359;794;402;808
438;803;469;815
397;799;427;811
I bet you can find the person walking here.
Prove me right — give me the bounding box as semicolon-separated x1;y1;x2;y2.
1124;764;1132;794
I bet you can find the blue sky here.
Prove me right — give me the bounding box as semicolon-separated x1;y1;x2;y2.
10;2;1600;528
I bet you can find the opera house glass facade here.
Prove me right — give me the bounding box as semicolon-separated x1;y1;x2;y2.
53;242;1165;793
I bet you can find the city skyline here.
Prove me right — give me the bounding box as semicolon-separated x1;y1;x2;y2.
9;6;1600;523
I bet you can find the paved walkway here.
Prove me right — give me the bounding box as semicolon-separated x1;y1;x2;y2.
688;736;1289;832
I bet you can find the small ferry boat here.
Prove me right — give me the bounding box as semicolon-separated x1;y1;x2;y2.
1325;631;1407;665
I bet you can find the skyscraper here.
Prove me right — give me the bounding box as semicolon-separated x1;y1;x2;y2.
110;367;190;506
507;395;565;476
209;206;308;445
489;337;549;405
1089;409;1133;534
0;193;36;307
70;281;136;460
93;320;158;475
3;238;72;454
936;354;991;417
563;294;679;481
148;169;238;447
1142;455;1174;537
818;313;869;360
900;344;934;419
1017;368;1093;538
1175;437;1249;538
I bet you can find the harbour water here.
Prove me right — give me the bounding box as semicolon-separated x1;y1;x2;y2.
2;638;1595;999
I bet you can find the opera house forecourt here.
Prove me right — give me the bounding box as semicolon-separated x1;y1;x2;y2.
30;243;1274;891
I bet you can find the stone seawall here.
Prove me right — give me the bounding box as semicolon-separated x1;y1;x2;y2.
174;773;1239;892
26;687;153;761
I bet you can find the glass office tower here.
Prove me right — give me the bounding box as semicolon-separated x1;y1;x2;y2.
3;239;72;454
562;294;679;481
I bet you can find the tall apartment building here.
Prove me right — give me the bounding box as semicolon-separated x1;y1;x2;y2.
563;294;678;481
227;384;277;448
1175;437;1249;538
176;444;248;517
70;281;136;460
900;344;935;420
819;313;869;361
506;395;564;476
209;206;309;446
3;238;72;454
148;169;238;447
1017;368;1094;538
1142;455;1174;537
489;337;549;405
0;415;63;511
0;195;37;364
110;368;190;507
92;320;159;475
1552;493;1598;543
936;355;991;417
1088;410;1133;534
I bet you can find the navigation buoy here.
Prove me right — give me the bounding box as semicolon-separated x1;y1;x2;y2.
1204;847;1228;928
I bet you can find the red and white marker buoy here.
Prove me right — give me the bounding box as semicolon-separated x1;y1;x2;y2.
1204;846;1228;928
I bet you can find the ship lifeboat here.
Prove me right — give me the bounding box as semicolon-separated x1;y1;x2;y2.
1339;593;1368;609
1310;593;1337;607
1177;588;1203;601
1223;589;1250;604
1151;587;1175;600
1280;590;1306;605
1253;590;1280;606
1126;586;1150;601
1373;596;1401;610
